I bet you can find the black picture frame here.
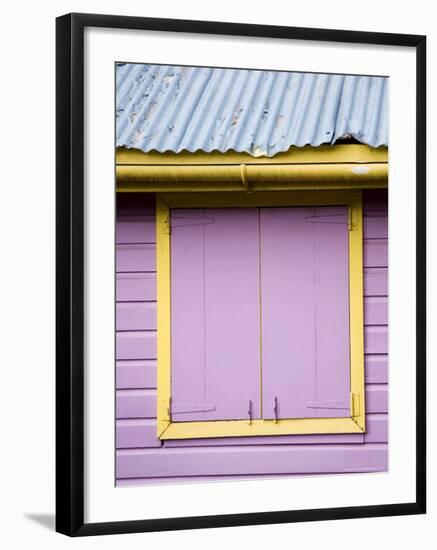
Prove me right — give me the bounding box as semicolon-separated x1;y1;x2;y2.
56;12;426;537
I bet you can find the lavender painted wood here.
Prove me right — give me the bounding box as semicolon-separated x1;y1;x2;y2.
116;331;156;360
116;218;156;244
116;471;385;486
115;462;389;485
364;326;388;354
116;443;388;478
260;207;314;419
116;389;157;419
366;385;388;413
311;206;350;417
118;476;292;486
363;215;388;239
116;273;156;302
364;268;388;296
171;208;261;422
364;297;388;325
116;302;157;331
116;419;161;448
116;360;157;389
364;239;388;267
164;433;363;447
204;209;261;420
365;355;388;384
260;206;350;419
116;243;156;272
170;209;206;422
364;414;388;443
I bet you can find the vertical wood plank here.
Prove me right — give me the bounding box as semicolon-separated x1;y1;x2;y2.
312;206;350;417
170;208;261;422
261;206;351;419
204;209;261;421
170;209;207;422
260;207;317;419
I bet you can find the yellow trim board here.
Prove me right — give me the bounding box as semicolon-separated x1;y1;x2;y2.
156;190;365;439
348;196;366;431
161;190;360;209
160;418;363;440
156;196;172;437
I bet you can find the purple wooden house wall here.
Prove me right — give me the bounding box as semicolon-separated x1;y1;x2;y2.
115;190;388;485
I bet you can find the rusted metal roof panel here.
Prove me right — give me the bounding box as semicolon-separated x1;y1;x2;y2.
116;64;388;157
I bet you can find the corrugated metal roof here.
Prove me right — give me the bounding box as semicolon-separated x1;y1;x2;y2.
116;64;388;157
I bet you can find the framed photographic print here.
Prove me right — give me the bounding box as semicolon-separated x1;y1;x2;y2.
56;12;426;536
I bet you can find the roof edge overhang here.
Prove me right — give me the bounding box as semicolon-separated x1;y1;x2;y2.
116;144;388;192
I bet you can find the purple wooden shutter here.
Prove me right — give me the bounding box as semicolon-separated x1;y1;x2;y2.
170;208;261;422
260;206;350;419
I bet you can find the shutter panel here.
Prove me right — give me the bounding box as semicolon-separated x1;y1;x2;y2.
260;206;350;419
311;206;350;417
170;208;261;422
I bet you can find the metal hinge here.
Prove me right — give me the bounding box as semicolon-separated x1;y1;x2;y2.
161;397;171;421
351;392;361;417
306;399;350;410
162;215;171;235
348;208;355;231
171;402;216;414
170;216;215;230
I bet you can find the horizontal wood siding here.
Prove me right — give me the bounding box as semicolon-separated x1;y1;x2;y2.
116;273;156;302
362;190;388;444
115;190;388;484
117;444;387;478
116;243;156;272
364;268;388;296
365;355;388;384
116;332;156;360
116;302;157;331
116;218;156;244
117;419;162;448
116;389;157;419
115;195;160;447
116;360;157;389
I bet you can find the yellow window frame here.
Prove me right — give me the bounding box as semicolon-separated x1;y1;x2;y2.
156;190;365;440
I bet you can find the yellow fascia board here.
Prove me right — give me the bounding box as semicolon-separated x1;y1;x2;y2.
117;144;388;165
156;190;365;440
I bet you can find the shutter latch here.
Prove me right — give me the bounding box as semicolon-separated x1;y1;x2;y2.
274;396;279;423
248;400;253;425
